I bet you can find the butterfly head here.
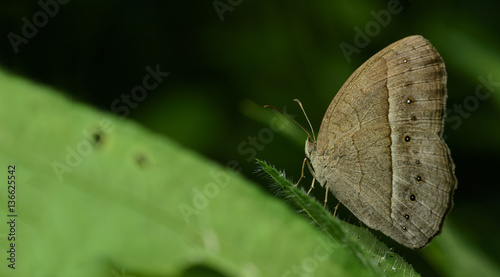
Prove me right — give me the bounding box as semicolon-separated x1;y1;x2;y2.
305;136;317;160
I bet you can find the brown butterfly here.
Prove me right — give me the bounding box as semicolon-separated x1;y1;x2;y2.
291;35;457;249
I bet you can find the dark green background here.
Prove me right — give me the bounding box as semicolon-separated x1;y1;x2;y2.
2;1;499;276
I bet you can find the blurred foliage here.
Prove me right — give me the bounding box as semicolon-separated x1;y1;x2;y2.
1;0;499;276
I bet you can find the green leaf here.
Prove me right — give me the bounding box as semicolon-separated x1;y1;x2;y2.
0;69;416;276
257;159;420;277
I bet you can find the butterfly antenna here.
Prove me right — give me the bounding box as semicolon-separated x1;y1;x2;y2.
264;104;313;140
294;99;316;141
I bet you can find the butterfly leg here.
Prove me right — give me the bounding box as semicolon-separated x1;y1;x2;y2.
295;158;308;187
333;202;340;217
323;186;329;208
306;177;316;195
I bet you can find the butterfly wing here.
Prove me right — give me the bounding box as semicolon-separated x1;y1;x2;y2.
310;35;456;249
